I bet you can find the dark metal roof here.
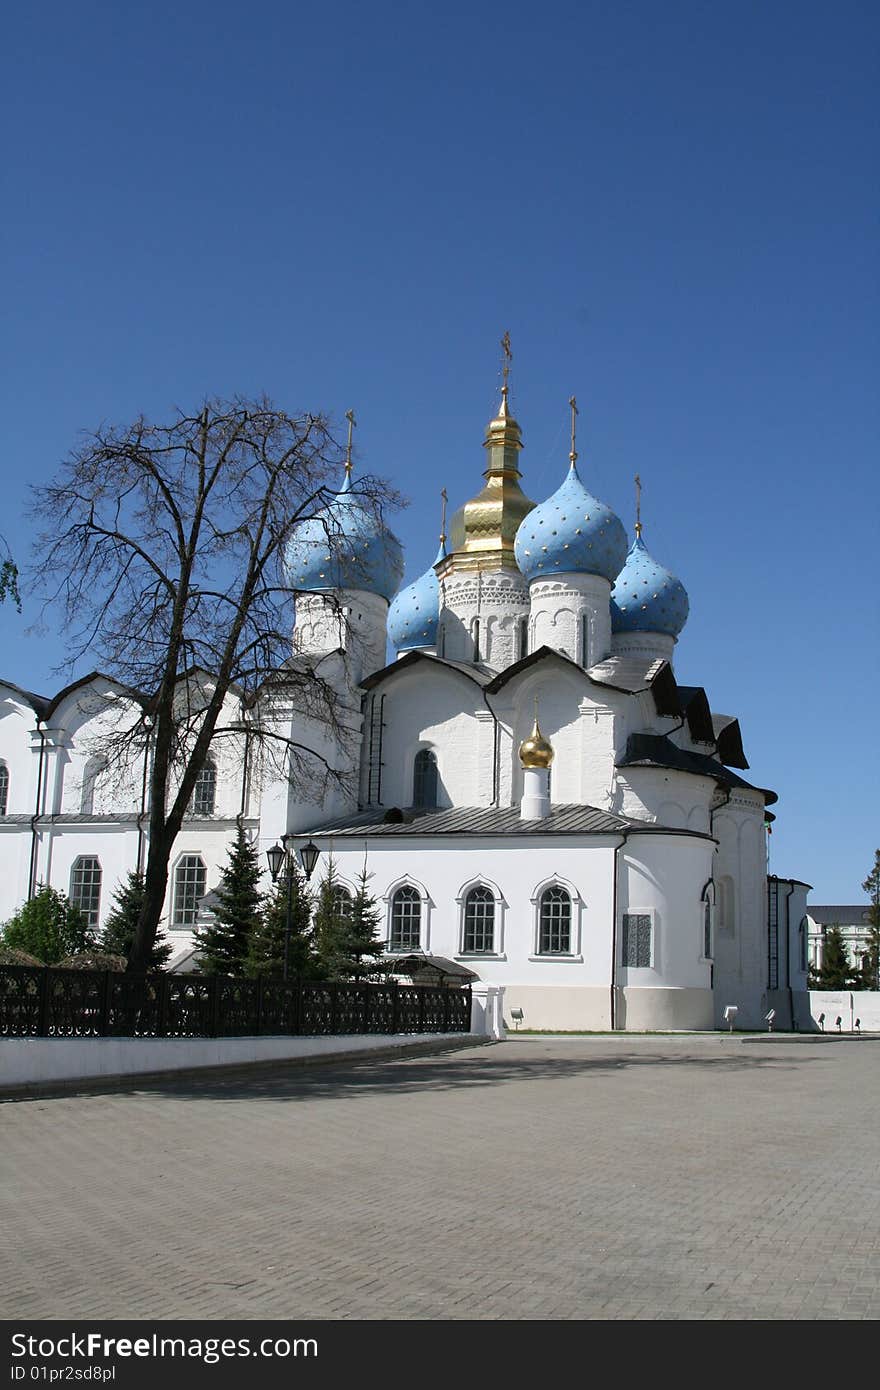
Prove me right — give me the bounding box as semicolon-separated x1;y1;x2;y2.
360;650;493;692
767;874;812;888
712;714;749;770
0;680;51;720
298;802;713;840
807;905;873;926
618;733;778;805
676;686;715;744
384;953;479;982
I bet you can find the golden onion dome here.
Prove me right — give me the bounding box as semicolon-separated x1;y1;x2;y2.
519;717;554;769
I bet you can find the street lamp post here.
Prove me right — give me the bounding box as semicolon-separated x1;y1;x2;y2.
266;839;321;983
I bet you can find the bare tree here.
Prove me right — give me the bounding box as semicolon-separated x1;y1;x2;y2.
29;397;400;969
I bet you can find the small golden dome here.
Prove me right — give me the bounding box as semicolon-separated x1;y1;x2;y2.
519;717;554;769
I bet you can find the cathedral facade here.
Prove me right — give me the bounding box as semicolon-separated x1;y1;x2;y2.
0;372;799;1031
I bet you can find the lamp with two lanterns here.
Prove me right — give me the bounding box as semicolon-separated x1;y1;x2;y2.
265;838;320;982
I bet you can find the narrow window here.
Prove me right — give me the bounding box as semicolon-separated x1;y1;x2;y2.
472;618;481;662
80;757;107;815
413;749;438;809
581;614;589;667
703;898;712;959
390;886;421;949
463;885;495;954
518;617;528;662
0;763;8;816
539;885;571;954
173;855;207;927
798;916;808;973
191;760;216;816
70;856;102;932
436;623;446;658
622;913;652;968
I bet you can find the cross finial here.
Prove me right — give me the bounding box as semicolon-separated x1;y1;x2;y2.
634;473;642;537
440;487;448;547
569;396;579;467
500;330;512;409
344;409;356;476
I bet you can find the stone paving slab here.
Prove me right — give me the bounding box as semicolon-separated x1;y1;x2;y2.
1;1035;878;1320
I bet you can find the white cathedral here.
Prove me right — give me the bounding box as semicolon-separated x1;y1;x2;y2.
0;369;810;1031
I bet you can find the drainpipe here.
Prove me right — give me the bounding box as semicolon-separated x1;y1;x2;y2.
610;827;635;1030
480;688;502;807
783;880;795;1029
28;723;47;899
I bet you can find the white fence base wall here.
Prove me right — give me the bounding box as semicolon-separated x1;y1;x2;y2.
0;1031;479;1090
808;990;880;1032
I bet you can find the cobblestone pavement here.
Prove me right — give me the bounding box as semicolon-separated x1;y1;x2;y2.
2;1035;878;1320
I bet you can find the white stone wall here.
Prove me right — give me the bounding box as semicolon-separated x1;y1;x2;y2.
293;589;389;685
711;792;769;1028
528;572;613;667
610;630;676;664
437;569;529;671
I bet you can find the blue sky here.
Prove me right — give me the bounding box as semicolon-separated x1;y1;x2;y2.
1;1;877;899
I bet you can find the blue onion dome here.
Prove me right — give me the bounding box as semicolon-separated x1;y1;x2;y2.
285;470;404;602
610;532;689;636
514;462;628;582
387;541;445;650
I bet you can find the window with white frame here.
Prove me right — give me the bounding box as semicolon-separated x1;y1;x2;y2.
172;855;206;927
70;856;102;932
332;885;353;922
462;885;495;954
0;762;8;816
190;760;216;816
622;912;652;968
390;885;421;949
539;885;572;954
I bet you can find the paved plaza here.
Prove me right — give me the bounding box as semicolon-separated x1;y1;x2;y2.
2;1035;878;1320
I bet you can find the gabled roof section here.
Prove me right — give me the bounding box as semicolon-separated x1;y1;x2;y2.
485;645;585;694
807;905;872;926
618;733;778;805
675;686;715;744
0;679;51;721
586;653;680;717
297;802;715;841
712;714;749;769
360;650;493;693
43;671;150;722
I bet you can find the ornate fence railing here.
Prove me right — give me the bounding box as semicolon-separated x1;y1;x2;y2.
0;967;472;1040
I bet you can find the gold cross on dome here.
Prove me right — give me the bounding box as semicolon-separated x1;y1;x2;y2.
569;396;578;466
500;331;512;400
634;473;642;537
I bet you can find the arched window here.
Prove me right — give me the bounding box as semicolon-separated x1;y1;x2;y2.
413;749;438;809
436;623;446;658
518;618;528;662
172;854;206;927
332;885;353;922
190;760;216;816
80;756;108;816
70;856;102;932
0;763;8;816
463;885;495;954
539;885;571;954
390;886;421;949
799;916;808;973
471;617;481;662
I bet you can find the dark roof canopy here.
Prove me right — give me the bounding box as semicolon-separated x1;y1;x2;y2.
808;905;872;926
618;733;777;805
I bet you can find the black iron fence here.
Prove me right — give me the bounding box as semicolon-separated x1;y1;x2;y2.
0;966;472;1040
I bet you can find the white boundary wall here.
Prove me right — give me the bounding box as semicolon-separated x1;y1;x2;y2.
808;990;880;1032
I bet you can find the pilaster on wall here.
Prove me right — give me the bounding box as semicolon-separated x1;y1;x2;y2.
437;569;529;671
528;573;612;668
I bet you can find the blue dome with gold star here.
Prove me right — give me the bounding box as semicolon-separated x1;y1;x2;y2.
387;541;445;651
610;532;689;636
514;462;627;583
285;471;404;602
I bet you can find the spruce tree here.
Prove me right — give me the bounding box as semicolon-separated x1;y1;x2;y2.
312;860;386;981
811;924;856;990
246;860;314;979
101;872;173;970
196;828;262;975
346;866;387;981
859;850;880;990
